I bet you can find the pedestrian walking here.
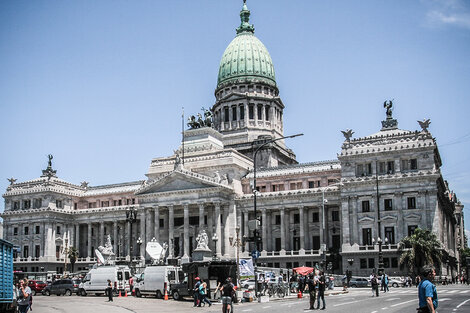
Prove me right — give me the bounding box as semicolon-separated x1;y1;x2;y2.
417;265;438;313
371;274;379;297
316;271;326;310
306;274;316;310
383;273;389;292
198;279;212;307
17;279;31;313
193;277;201;307
220;277;235;313
106;279;113;302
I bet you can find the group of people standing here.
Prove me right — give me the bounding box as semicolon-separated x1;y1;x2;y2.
305;271;327;310
369;272;390;297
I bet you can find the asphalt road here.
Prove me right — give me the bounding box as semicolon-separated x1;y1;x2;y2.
31;285;470;313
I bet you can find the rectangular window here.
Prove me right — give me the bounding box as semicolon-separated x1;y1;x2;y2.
13;201;20;210
101;201;109;207
385;227;395;244
275;215;281;225
56;226;61;235
35;245;40;258
391;257;398;268
35;226;40;234
312;212;319;223
360;258;367;269
362;200;370;212
384;257;390;268
132;198;135;204
34;198;42;208
14;227;18;236
384;199;393;211
159;219;164;228
332;210;339;222
240;105;244;120
249;105;254;119
23;200;31;209
265;105;269;121
118;199;122;206
401;159;409;171
368;258;375;269
387;161;395;174
113;200;118;206
232;106;237;121
290;183;296;190
294;214;300;224
332;235;341;250
410;159;418;170
224;107;229;122
74;203;77;210
312;236;320;250
407;197;416;209
408;225;418;236
275;238;281;251
23;246;29;258
257;105;262;120
296;182;302;189
204;215;208;225
308;181;314;188
293;237;300;251
56;200;63;208
356;164;364;176
24;226;29;235
362;228;372;245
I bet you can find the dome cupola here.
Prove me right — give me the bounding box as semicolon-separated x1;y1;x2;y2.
216;1;276;91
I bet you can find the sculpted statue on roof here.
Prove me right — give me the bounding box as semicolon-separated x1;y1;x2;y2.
187;107;213;129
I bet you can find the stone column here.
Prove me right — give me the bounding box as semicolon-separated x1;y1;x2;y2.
146;208;152;244
223;205;230;257
262;208;267;251
299;207;305;250
126;221;131;257
44;222;53;258
87;223;92;258
199;203;205;230
113;221;118;256
183;204;189;258
140;210;146;258
214;203;222;256
243;210;249;252
100;221;105;246
154;206;160;242
168;205;174;258
280;208;286;250
267;211;273;251
75;224;80;257
319;205;324;250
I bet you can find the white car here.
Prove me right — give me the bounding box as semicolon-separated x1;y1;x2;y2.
241;279;256;289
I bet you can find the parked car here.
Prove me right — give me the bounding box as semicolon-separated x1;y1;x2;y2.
72;279;82;294
42;279;75;296
349;277;370;288
388;277;404;288
241;279;256;289
28;280;47;296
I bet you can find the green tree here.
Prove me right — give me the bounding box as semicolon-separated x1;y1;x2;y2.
68;246;79;273
398;228;442;276
459;246;470;268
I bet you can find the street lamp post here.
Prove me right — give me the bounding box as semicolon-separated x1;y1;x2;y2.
126;207;138;263
212;233;218;260
320;181;343;271
63;237;69;275
229;226;244;287
137;237;143;258
252;133;303;297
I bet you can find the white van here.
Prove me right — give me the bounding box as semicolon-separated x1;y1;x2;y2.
79;265;131;296
134;266;182;298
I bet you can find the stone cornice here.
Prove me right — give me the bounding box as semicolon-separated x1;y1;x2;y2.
341;169;440;186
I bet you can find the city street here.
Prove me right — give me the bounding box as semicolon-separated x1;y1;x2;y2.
31;285;470;313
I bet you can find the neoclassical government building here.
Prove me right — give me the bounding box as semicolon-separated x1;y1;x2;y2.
1;2;466;277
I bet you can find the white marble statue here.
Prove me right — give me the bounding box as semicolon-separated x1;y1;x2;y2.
195;230;210;250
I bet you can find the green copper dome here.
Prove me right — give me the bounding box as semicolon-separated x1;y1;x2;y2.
217;2;276;89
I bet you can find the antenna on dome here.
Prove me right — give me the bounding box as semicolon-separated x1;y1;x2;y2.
182;106;185;165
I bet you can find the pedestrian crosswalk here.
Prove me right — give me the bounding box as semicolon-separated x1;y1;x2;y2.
348;288;470;294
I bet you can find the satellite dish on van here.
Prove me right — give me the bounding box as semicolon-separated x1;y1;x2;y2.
146;241;162;259
95;249;105;265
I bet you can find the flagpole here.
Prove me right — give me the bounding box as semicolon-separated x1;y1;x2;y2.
182;107;185;165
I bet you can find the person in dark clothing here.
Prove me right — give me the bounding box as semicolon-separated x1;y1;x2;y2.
371;274;379;297
193;277;201;307
106;279;113;302
198;279;212;307
298;275;306;294
220;278;234;313
306;274;316;310
316;271;326;310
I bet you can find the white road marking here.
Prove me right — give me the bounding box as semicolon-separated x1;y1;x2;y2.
242;310;252;312
262;306;271;309
390;299;416;307
459;290;470;294
457;298;470;308
371;311;378;313
385;298;400;301
333;300;360;307
439;298;451;301
447;290;458;294
381;308;388;310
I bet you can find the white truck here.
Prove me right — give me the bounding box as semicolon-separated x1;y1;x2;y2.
78;265;131;296
133;265;182;298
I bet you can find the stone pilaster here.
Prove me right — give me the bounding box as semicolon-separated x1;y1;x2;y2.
154;206;160;242
168;205;174;258
280;207;286;250
299;206;305;250
214;202;222;256
183;204;189;258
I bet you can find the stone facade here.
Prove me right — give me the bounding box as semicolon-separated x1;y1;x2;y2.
0;2;464;277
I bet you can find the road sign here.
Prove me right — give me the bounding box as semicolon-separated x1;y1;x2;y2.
251;250;260;259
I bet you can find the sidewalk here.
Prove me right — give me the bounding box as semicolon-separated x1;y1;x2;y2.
239;287;348;303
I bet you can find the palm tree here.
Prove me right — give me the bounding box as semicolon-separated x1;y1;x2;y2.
68;246;79;273
398;228;442;276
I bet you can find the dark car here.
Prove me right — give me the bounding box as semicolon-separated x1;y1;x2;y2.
349;277;370;288
28;280;47;296
42;279;74;296
71;279;81;294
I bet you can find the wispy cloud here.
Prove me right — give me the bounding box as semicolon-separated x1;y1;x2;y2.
423;0;470;30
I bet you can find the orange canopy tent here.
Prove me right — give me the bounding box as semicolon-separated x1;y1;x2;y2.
293;266;314;276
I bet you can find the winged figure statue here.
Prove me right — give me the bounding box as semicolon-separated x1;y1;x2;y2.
341;129;354;141
418;118;431;132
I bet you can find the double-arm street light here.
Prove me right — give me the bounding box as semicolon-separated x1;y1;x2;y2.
229;226;246;288
126;207;138;260
252;133;303;296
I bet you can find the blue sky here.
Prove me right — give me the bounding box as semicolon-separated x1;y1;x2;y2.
1;0;469;240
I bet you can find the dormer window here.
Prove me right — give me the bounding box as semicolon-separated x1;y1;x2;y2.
401;158;418;172
13;201;20;210
356;163;372;177
23;200;31;209
56;200;63;208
